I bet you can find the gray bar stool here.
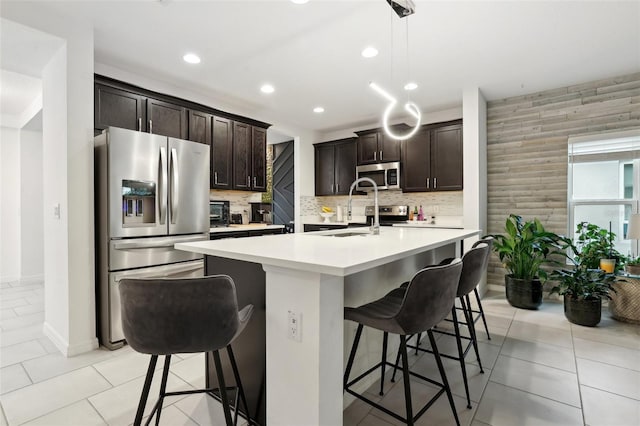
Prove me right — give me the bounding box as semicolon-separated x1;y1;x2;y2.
343;260;463;426
470;237;494;339
392;242;491;409
119;275;254;426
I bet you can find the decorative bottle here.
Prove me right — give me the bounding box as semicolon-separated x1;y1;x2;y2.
418;205;424;221
413;206;418;220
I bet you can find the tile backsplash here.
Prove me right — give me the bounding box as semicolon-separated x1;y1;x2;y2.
301;191;463;217
209;190;264;223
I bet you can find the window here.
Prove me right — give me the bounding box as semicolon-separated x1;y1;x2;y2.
568;130;640;257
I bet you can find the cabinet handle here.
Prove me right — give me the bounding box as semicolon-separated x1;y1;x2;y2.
247;176;250;187
336;183;339;192
149;120;153;134
137;118;142;131
434;177;437;189
214;171;218;185
426;178;430;189
331;183;334;193
253;176;257;187
380;150;383;161
374;151;377;161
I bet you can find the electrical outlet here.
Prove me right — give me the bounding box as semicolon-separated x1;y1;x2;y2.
287;310;302;342
53;203;61;219
432;205;440;214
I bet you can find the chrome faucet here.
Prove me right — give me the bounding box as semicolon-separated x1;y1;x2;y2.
348;177;380;235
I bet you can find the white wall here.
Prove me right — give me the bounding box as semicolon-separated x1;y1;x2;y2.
20;126;44;281
2;3;97;356
0;126;22;282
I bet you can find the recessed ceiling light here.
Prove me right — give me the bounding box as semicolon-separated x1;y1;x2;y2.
313;107;325;113
260;84;275;94
182;53;201;64
290;0;309;4
404;82;418;91
361;46;379;58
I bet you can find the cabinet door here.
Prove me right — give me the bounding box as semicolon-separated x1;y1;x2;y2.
334;139;357;195
233;121;252;190
379;132;401;163
251;127;267;191
146;98;187;139
431;123;463;191
95;84;145;132
357;132;379;165
188;110;212;145
211;116;233;189
314;143;335;196
401;127;431;192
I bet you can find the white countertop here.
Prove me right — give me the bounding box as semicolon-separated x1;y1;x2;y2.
177;227;479;276
209;224;284;233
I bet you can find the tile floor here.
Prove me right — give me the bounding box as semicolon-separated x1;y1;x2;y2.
1;279;639;426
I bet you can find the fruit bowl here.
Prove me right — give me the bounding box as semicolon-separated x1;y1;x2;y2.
319;212;335;223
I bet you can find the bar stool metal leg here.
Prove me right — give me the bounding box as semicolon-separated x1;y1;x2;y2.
379;332;389;395
226;345;252;426
461;295;484;373
399;335;414;426
212;350;234;426
451;307;472;409
151;355;172;426
344;324;363;389
134;355;158;426
428;330;460;426
474;288;491;340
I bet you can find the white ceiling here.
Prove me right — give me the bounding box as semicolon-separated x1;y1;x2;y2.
1;1;639;133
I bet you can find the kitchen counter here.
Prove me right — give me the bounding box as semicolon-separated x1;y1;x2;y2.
176;227;479;425
209;224;284;233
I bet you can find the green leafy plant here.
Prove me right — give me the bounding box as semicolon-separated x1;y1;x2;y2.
490;214;564;282
573;222;626;272
551;238;617;300
626;256;640;266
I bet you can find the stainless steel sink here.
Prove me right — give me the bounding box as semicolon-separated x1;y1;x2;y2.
318;231;369;237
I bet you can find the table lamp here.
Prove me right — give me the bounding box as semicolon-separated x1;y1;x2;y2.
626;213;640;257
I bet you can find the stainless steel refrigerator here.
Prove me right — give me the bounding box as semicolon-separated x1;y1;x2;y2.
95;127;210;350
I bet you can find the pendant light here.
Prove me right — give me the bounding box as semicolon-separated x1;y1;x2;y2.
370;0;421;140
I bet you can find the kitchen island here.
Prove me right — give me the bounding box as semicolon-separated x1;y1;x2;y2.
176;226;479;425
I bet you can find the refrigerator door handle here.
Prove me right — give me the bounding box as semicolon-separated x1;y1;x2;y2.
113;260;203;282
170;148;179;224
159;146;168;224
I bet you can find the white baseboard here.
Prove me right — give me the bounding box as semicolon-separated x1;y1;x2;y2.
43;322;99;357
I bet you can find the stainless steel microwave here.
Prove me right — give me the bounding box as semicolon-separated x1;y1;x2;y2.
356;162;401;191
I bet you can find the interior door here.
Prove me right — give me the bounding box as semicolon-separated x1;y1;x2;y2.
168;137;210;235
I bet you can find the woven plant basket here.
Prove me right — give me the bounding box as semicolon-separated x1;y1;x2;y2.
609;278;640;325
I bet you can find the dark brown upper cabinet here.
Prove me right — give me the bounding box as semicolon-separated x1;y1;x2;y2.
95;84;146;132
251;127;267;191
188;110;212;145
211;116;233;189
355;128;402;165
146;98;187;140
314;138;357;196
401;119;463;192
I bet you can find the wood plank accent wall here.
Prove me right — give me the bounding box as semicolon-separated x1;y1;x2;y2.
486;72;640;289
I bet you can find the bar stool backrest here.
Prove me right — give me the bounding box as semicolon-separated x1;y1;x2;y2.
398;260;463;335
473;236;494;270
456;243;491;297
119;275;240;355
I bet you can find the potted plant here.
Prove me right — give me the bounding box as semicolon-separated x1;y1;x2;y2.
551;238;617;326
490;214;563;309
624;257;640;275
574;222;626;274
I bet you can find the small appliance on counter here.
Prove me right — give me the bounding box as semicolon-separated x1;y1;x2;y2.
365;205;409;226
250;202;273;224
230;213;244;225
209;200;230;227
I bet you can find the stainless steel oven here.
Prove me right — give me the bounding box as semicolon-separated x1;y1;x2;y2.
356;161;401;191
210;200;230;227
